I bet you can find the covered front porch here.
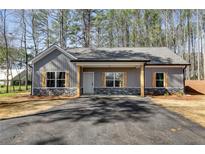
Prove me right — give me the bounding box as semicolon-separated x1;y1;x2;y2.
74;61;146;97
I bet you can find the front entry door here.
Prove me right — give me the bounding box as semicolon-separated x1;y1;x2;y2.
83;72;94;94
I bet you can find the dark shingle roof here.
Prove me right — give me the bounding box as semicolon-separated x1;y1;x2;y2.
66;47;189;64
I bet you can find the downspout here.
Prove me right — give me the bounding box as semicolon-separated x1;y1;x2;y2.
183;65;187;94
28;64;33;95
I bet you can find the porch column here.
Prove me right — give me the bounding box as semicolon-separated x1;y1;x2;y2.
77;66;81;97
140;63;145;97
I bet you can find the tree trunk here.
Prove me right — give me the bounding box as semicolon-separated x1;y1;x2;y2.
59;9;66;48
125;22;130;47
96;27;100;47
3;10;9;93
197;9;200;80
10;66;15;92
31;10;38;56
165;10;169;47
187;14;191;80
46;11;50;48
192;27;196;79
18;72;21;91
22;10;28;90
82;10;91;47
203;32;205;79
201;34;203;79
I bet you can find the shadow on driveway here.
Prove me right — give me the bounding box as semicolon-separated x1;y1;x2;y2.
34;137;66;145
24;97;156;125
1;96;205;145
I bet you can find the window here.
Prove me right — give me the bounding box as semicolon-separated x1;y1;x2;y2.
46;72;55;87
57;72;65;87
105;72;124;88
106;73;114;87
115;72;124;87
46;72;65;87
156;73;164;87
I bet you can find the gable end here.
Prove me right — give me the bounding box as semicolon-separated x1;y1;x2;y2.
31;45;77;64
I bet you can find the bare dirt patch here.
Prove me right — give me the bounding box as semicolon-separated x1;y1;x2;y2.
0;92;77;120
185;80;205;95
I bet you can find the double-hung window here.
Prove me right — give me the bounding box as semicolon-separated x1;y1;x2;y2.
105;72;124;88
46;72;55;87
156;72;164;87
46;72;65;87
56;72;65;87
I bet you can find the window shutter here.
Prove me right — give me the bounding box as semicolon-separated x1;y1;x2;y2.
41;67;46;88
164;72;168;88
123;72;128;87
65;72;70;87
152;72;156;87
101;72;105;87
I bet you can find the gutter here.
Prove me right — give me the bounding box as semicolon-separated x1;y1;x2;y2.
70;59;151;62
183;65;188;94
146;63;191;66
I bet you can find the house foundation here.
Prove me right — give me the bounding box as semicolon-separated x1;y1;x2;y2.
33;88;77;96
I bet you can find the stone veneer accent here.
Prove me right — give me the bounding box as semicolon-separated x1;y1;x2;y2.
94;87;184;95
33;87;77;96
94;88;140;95
145;87;184;95
33;87;183;96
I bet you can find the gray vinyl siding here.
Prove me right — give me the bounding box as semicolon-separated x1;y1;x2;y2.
145;67;184;88
128;68;140;87
33;49;77;88
83;67;184;88
83;68;140;88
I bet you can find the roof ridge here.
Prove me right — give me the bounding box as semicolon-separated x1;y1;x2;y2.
67;47;169;49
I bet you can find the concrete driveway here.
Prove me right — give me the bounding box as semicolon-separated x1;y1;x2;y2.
0;96;205;144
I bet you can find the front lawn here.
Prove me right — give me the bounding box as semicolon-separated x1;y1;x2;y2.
151;95;205;127
0;93;76;120
0;85;31;94
0;91;30;97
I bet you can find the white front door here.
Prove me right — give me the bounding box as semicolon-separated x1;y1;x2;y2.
83;72;94;94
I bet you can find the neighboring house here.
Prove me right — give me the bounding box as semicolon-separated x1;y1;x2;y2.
11;69;32;86
0;69;24;86
31;45;189;96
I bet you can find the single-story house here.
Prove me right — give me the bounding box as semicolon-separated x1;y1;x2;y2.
11;69;32;86
31;45;189;96
0;69;24;86
0;68;32;86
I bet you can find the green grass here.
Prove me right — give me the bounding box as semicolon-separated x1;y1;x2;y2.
0;92;29;97
0;85;31;96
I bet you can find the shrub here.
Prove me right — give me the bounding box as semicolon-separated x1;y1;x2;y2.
176;91;184;97
164;91;170;96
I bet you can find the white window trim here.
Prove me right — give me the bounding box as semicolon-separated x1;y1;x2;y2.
155;72;165;88
105;72;124;88
46;71;66;88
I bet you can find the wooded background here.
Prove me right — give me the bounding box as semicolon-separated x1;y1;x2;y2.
0;9;204;92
